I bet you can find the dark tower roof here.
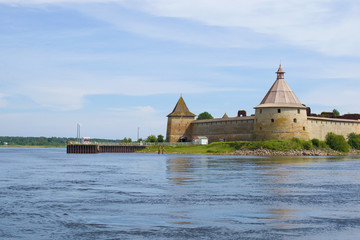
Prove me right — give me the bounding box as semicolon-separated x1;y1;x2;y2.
255;64;305;109
167;96;196;117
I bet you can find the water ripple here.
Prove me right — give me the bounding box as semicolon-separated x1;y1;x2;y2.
1;148;360;239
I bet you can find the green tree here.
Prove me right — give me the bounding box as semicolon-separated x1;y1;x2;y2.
333;109;340;116
197;111;214;120
122;137;132;143
348;133;360;150
157;134;164;142
325;132;350;152
146;135;157;142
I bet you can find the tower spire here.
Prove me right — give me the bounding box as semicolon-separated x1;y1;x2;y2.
276;64;285;79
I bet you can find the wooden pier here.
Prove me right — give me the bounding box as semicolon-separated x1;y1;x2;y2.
67;143;146;154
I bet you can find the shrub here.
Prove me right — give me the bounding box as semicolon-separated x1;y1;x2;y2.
302;141;313;150
311;138;328;149
348;133;360;150
325;132;350;152
319;141;329;149
311;138;320;147
291;138;302;144
290;138;313;150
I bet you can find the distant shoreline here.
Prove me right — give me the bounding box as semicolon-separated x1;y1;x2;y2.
0;145;65;148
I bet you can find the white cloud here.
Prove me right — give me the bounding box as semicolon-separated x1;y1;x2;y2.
73;3;266;49
0;45;248;111
128;0;360;56
1;0;359;55
8;71;240;111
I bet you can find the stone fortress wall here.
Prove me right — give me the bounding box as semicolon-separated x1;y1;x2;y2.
189;117;254;142
186;114;360;143
307;117;360;140
166;65;360;143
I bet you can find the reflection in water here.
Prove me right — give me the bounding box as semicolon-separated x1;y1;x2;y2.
165;154;360;233
171;221;191;225
167;157;194;185
167;156;210;185
268;208;302;229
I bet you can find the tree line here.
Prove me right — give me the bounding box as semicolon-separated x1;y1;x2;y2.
0;134;166;147
0;136;75;147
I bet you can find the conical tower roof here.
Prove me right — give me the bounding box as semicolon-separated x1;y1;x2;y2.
222;113;229;118
255;65;306;109
167;96;196;117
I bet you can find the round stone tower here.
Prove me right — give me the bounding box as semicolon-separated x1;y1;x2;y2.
253;65;309;141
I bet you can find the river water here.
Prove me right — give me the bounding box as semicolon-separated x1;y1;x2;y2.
1;148;360;239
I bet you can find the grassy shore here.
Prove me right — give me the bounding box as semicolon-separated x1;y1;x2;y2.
138;139;359;155
139;140;310;154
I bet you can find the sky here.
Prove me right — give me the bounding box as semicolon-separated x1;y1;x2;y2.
0;0;359;139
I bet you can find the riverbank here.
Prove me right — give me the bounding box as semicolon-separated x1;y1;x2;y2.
231;148;360;156
139;140;360;156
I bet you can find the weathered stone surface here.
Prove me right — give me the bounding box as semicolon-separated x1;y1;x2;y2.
253;107;309;141
190;117;254;142
307;117;360;140
166;117;195;142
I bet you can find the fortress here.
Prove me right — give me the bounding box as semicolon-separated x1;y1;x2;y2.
166;65;360;143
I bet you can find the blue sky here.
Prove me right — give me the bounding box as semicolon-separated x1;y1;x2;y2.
0;0;359;139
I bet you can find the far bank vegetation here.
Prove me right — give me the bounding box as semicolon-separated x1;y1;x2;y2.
141;132;360;154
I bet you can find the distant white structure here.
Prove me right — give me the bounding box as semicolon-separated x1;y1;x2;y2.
192;136;208;145
81;137;90;144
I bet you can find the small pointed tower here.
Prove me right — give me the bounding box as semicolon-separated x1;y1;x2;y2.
253;65;309;140
166;96;196;142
